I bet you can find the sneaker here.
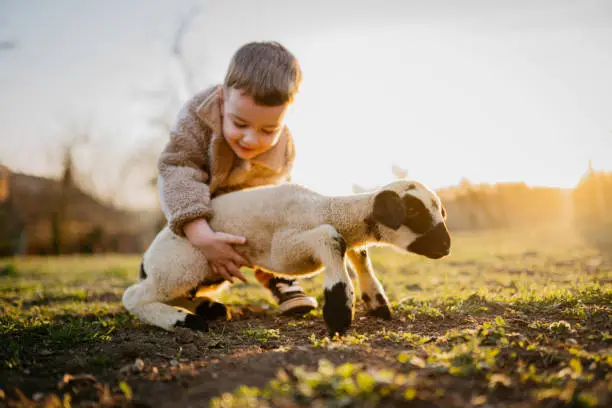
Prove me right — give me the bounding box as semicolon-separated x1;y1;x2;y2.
266;276;318;316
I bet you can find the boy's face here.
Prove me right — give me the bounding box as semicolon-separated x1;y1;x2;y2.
221;87;289;160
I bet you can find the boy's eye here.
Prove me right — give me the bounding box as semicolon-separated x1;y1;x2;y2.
233;122;247;129
261;129;277;135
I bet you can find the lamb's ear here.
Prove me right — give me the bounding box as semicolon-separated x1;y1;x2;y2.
391;165;408;180
373;190;405;230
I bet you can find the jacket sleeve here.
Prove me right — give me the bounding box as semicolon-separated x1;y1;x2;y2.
157;100;214;237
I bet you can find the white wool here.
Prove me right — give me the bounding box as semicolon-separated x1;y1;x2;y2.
123;179;450;334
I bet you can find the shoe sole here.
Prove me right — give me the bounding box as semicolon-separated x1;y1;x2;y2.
279;297;318;316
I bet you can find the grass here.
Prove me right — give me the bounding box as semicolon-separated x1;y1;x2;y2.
1;225;611;407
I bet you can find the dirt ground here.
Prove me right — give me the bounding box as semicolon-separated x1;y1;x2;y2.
1;226;611;407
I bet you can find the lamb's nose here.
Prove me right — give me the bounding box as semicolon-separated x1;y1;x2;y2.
443;236;451;248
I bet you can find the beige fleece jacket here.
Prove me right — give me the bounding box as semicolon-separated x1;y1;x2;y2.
157;85;296;236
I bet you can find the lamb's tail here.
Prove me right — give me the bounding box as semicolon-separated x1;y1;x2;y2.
122;283;139;311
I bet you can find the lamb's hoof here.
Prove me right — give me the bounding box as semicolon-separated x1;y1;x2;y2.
323;282;354;336
368;304;392;320
175;314;209;332
363;293;392;320
195;300;231;321
325;316;352;336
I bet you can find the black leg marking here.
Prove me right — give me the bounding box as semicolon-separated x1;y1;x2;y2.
362;293;371;305
175;314;209;332
138;262;147;280
359;249;368;258
323;282;353;336
368;293;392;320
331;235;347;257
194;299;230;321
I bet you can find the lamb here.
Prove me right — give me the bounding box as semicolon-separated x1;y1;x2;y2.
122;179;451;336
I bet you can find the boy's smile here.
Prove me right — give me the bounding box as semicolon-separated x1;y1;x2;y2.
221;87;289;160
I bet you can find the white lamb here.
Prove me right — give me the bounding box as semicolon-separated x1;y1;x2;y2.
122;179;451;335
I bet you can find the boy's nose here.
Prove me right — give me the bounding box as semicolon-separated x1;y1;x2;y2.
242;132;258;148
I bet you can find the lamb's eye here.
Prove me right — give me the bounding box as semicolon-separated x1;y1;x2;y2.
406;208;420;218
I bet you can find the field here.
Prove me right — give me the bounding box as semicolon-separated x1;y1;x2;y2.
1;225;611;407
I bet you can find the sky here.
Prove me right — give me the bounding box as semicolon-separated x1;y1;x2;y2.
0;0;611;209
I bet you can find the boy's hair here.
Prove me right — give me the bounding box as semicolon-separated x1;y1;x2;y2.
224;41;302;106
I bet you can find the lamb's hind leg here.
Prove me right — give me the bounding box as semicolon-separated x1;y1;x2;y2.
167;297;230;321
167;280;231;321
122;280;209;332
272;225;354;336
122;257;221;332
346;248;392;320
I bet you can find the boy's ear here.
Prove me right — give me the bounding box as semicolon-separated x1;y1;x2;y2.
373;190;405;230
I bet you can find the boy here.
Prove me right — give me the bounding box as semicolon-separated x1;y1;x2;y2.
157;41;317;315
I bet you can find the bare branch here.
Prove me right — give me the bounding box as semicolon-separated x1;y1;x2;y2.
123;4;205;210
170;5;202;101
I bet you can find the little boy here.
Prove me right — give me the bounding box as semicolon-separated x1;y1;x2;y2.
157;41;317;315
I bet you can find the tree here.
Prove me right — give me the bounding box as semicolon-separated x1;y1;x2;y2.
170;6;201;102
127;6;204;231
48;132;89;254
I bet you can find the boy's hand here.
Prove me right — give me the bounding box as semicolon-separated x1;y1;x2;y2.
184;218;250;283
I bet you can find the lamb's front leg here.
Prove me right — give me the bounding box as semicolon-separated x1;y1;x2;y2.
346;248;392;320
271;225;354;335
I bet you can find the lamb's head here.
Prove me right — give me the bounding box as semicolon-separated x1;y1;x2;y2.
368;180;451;259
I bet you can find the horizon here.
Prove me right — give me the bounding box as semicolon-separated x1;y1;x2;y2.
3;159;597;202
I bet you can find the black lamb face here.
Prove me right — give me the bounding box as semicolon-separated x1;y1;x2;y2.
371;181;451;259
406;222;450;259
